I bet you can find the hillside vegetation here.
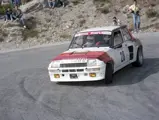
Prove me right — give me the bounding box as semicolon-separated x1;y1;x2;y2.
0;0;159;50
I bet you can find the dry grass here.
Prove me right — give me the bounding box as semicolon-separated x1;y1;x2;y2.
5;23;18;27
93;0;110;4
97;5;110;14
0;29;7;37
0;28;7;42
141;23;159;31
77;15;84;19
60;33;71;39
79;19;86;27
93;0;111;7
71;0;84;5
93;0;111;14
22;29;39;41
146;9;159;18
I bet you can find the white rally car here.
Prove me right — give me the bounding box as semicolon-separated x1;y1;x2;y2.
48;25;144;84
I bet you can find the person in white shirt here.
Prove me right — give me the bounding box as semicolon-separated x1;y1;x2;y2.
129;0;141;33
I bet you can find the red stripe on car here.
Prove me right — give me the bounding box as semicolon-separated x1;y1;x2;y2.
52;51;113;63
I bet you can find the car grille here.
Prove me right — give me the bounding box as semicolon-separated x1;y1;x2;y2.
62;69;84;72
60;63;87;68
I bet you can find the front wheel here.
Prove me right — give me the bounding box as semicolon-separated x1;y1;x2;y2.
104;63;113;84
132;47;144;67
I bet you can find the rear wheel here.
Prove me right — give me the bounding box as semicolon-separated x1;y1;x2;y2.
104;63;113;84
132;47;144;67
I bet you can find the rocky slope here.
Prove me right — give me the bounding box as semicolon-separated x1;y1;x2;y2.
0;0;159;51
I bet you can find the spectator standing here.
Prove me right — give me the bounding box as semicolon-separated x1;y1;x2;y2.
112;17;121;26
48;0;56;9
129;0;141;33
12;0;21;7
4;8;13;22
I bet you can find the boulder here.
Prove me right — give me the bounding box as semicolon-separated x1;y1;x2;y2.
1;0;10;5
20;0;44;13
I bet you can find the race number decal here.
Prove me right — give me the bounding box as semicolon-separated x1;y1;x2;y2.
120;51;125;62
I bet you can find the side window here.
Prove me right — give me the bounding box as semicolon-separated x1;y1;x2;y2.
103;35;111;44
121;28;131;41
113;31;123;46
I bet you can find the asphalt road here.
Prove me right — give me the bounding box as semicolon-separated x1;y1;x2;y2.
0;32;159;120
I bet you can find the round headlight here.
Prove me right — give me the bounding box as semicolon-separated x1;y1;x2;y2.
50;61;60;68
87;59;97;66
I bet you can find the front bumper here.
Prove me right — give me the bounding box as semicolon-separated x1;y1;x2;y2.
48;66;106;82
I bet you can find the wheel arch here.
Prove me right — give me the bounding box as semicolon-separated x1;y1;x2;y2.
135;44;143;56
138;44;143;50
106;60;114;72
137;45;143;54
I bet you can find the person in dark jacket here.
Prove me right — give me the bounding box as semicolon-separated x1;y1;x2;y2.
12;6;26;28
48;0;56;8
58;0;65;7
5;8;13;21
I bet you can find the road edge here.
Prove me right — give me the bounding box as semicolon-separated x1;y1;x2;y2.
0;41;70;54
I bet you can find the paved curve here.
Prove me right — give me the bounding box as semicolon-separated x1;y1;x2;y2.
0;32;159;120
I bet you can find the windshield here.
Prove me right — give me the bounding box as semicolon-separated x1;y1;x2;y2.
69;32;111;49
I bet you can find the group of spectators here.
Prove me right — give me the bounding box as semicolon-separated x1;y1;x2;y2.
3;0;141;32
4;5;26;28
113;0;141;33
3;0;67;29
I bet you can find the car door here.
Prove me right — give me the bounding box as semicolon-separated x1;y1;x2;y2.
119;28;130;65
112;30;129;71
121;27;136;63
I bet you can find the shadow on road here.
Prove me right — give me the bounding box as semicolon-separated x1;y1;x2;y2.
57;58;159;87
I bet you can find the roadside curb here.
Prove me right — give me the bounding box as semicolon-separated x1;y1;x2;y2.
0;41;70;54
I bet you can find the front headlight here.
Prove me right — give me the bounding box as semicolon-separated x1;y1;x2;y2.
87;59;97;66
49;61;60;68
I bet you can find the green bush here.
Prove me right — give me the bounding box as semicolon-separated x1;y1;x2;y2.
0;4;12;15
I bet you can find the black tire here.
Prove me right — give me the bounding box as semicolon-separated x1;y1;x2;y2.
132;47;144;67
104;63;113;84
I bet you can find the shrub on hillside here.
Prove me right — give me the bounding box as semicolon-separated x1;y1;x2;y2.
71;0;84;5
0;4;12;15
22;29;39;41
60;33;71;39
93;0;110;4
93;0;111;14
0;28;7;42
79;19;86;27
97;4;110;14
146;9;159;18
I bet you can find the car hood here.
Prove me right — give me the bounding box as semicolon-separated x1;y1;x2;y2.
52;47;113;63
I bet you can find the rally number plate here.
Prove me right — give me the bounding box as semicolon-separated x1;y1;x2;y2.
70;74;78;79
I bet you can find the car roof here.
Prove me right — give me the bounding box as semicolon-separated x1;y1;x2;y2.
79;25;125;33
